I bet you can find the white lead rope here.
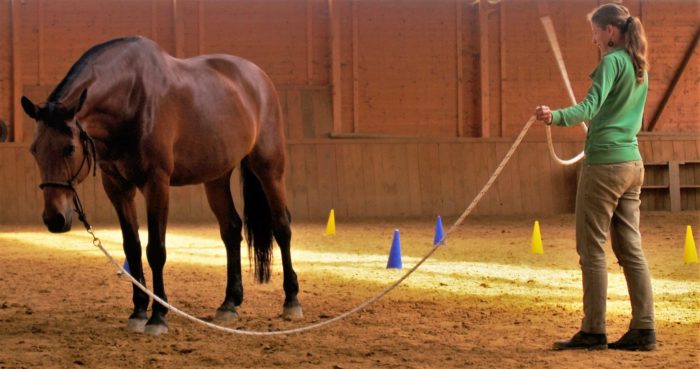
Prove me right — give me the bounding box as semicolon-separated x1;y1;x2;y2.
541;15;586;166
89;226;442;336
87;116;539;336
76;14;584;339
82;15;583;334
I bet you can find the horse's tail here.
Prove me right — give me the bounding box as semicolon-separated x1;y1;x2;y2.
240;157;274;283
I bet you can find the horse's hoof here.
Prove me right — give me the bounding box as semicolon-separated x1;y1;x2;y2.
214;308;240;322
282;305;304;321
126;318;147;333
144;324;169;336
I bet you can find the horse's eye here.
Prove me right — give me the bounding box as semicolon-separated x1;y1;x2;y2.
63;145;76;157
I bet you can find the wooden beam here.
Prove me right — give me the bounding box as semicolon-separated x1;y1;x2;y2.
329;0;342;134
647;25;700;132
10;0;23;143
37;0;44;85
499;0;505;138
173;0;185;58
306;0;313;85
198;0;204;55
478;0;490;138
669;161;681;212
456;0;464;137
151;0;157;41
352;0;359;133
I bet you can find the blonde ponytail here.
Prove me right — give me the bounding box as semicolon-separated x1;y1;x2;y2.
623;16;649;83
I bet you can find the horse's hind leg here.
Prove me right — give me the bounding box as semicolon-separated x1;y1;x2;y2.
274;198;303;321
102;174;149;332
248;160;303;320
204;171;244;321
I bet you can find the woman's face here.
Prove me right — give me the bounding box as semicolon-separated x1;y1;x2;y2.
590;22;612;52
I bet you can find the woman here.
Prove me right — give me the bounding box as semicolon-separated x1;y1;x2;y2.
535;3;655;351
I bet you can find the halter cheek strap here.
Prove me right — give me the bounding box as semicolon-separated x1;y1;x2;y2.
38;119;98;229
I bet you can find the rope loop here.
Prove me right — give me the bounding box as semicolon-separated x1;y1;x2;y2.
545;123;586;165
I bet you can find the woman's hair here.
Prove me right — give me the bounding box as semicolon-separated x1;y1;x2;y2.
588;3;649;83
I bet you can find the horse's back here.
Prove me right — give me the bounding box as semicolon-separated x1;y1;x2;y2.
160;53;283;185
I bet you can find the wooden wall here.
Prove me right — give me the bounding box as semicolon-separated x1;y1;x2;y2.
0;0;698;224
1;0;698;144
1;135;698;225
505;0;700;136
1;0;333;143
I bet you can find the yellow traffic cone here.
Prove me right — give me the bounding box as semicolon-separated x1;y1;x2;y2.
684;225;698;263
325;209;336;236
531;220;543;254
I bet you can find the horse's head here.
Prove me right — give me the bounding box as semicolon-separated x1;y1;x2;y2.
21;90;92;233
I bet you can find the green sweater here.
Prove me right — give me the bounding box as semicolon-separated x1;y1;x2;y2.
551;48;648;164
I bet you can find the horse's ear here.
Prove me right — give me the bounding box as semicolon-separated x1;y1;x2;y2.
73;89;88;115
21;96;38;120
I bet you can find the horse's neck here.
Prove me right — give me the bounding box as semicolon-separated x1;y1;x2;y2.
54;72;94;108
64;39;164;161
77;75;139;151
79;59;148;130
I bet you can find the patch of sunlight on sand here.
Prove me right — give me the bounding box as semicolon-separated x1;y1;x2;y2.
2;230;697;324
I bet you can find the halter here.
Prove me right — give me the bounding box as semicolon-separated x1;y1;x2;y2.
38;120;98;229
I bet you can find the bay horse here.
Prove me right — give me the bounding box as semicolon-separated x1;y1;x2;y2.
20;36;302;335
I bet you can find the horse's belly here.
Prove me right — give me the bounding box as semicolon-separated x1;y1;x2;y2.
169;139;249;185
169;157;233;185
166;77;257;185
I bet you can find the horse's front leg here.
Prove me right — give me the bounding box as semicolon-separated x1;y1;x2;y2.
102;174;149;332
142;175;171;335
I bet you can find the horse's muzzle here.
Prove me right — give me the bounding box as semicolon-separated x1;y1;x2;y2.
43;210;73;233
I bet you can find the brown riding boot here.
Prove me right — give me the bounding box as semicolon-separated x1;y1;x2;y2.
552;331;607;351
608;329;656;351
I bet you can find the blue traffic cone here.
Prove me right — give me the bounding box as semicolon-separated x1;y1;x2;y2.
433;215;445;246
117;259;131;275
386;229;403;269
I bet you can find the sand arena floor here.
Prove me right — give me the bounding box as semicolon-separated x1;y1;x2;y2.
0;212;698;368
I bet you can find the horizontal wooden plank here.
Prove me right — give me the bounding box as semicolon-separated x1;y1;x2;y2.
2;137;697;224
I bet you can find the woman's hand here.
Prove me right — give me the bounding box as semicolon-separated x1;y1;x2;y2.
535;105;553;125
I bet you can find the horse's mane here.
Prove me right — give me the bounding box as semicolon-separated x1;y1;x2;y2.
48;37;142;103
